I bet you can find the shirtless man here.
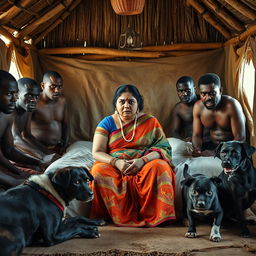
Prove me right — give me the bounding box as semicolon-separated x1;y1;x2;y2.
192;73;246;156
12;78;55;160
171;76;198;141
30;71;69;154
0;70;45;189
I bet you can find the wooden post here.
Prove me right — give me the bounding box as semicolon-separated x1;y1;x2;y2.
201;0;244;32
33;0;82;45
223;0;256;21
186;0;231;39
0;0;34;24
17;2;66;39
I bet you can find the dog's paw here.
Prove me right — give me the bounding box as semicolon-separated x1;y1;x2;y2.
93;219;106;226
185;232;197;238
210;235;221;242
210;225;221;242
79;226;100;238
240;229;251;238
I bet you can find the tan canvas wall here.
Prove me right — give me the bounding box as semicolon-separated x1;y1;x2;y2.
28;49;225;141
0;39;12;71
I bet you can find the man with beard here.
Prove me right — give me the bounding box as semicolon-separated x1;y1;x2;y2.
12;78;56;161
192;73;246;156
30;71;69;155
171;76;198;141
0;71;46;190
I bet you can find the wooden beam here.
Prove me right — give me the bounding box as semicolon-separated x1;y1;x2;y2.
142;42;223;51
33;0;81;45
225;24;256;46
38;47;164;58
0;25;20;45
223;0;256;21
186;0;231;39
0;0;34;24
201;0;244;32
17;2;66;39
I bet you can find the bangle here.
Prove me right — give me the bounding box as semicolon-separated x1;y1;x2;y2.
142;156;150;164
110;157;118;167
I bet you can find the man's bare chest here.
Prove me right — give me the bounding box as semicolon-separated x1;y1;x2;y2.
201;111;230;129
33;104;64;122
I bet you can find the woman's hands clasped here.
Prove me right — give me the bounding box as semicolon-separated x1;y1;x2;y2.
115;158;144;176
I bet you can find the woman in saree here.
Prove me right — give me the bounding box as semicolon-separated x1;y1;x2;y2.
90;84;176;227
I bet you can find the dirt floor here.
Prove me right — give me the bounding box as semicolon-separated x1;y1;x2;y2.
22;222;256;256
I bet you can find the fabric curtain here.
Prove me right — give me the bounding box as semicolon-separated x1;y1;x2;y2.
33;49;225;141
13;46;39;78
224;37;256;161
0;39;12;71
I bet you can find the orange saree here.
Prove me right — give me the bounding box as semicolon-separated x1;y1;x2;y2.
90;114;176;227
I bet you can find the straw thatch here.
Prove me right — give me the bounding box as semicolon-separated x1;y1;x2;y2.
0;0;255;58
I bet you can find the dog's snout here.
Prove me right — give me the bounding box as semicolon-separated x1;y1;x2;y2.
197;201;206;208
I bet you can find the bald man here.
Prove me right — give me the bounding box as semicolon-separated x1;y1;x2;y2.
12;78;56;161
30;71;69;154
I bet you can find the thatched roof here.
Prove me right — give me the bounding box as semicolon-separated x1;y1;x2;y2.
0;0;255;58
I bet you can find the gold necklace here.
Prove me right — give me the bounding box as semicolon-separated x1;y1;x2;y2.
117;113;138;142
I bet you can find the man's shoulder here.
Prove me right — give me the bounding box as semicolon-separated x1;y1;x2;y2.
222;95;241;107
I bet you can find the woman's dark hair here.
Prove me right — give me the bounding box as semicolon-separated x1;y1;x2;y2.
112;84;144;112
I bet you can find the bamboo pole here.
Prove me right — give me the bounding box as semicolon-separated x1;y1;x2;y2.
223;0;256;21
142;42;223;51
17;2;66;39
186;0;231;39
75;55;120;60
0;0;34;24
33;0;81;45
38;47;164;58
201;0;244;32
225;24;256;46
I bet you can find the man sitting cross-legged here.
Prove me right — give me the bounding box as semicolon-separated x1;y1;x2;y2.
0;70;47;190
30;71;69;155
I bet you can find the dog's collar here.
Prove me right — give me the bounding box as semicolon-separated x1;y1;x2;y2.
24;181;64;212
191;209;214;215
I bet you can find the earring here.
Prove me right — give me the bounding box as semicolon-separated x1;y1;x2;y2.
115;109;118;114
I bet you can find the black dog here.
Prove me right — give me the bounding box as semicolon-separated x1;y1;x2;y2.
216;141;256;237
181;164;223;242
0;167;105;256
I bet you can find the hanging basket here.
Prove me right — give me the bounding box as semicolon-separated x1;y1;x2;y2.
110;0;145;15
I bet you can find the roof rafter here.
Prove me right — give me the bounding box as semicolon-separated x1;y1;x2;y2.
33;0;81;45
16;1;67;39
223;0;256;20
186;0;231;39
0;0;34;25
201;0;244;32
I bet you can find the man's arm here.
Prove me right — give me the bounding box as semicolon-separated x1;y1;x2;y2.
230;98;246;142
61;102;69;152
3;119;42;166
192;102;203;153
170;104;183;139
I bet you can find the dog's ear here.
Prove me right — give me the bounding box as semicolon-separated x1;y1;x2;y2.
240;142;256;159
215;142;224;158
183;164;190;179
181;164;195;187
50;168;71;188
210;176;222;187
181;177;195;187
83;168;94;181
